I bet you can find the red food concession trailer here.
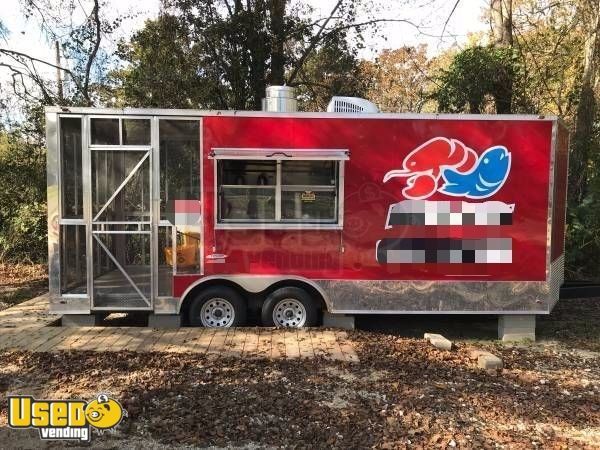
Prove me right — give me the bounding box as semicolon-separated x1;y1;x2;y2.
46;88;569;339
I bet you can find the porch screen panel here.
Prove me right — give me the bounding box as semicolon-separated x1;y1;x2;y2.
60;117;83;219
159;120;200;219
60;225;86;294
91;151;150;222
159;120;201;275
59;116;87;295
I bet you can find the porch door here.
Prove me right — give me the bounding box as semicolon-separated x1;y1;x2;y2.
90;125;153;310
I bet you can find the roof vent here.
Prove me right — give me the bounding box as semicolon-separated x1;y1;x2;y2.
263;85;297;112
327;96;379;113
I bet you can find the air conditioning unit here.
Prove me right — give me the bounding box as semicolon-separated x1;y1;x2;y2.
327;96;379;113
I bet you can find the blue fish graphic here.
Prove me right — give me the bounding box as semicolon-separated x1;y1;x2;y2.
440;146;511;199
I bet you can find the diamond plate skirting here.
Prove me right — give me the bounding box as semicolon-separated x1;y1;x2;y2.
318;279;550;313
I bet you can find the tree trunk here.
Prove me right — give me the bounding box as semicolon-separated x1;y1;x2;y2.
490;0;513;46
55;41;63;103
249;0;268;109
269;0;286;85
490;0;513;113
570;2;600;204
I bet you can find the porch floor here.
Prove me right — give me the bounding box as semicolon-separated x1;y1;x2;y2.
0;295;359;362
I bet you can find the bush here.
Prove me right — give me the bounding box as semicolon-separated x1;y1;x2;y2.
0;125;47;263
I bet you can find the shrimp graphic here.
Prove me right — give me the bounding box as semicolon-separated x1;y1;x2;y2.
383;137;479;199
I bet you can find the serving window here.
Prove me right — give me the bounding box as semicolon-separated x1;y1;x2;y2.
213;150;347;228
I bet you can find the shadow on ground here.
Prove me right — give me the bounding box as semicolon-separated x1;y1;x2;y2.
357;297;600;350
69;297;600;351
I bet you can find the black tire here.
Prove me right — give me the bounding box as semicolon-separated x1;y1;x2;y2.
261;287;319;328
188;286;247;327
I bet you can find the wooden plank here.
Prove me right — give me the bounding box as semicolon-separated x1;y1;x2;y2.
174;328;203;353
132;329;165;352
55;327;97;351
242;329;260;358
0;295;57;331
207;329;229;356
19;327;65;351
191;328;215;354
284;329;300;359
70;327;109;351
91;328;126;352
297;329;314;359
227;328;247;358
221;328;237;357
335;330;360;363
35;329;78;352
271;329;286;359
122;328;155;351
167;328;194;353
256;328;272;359
0;328;37;350
151;329;180;352
320;331;345;361
0;329;31;349
310;330;329;359
110;328;145;352
77;327;113;351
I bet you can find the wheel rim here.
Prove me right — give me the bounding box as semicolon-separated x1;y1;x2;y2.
200;298;235;327
272;298;307;328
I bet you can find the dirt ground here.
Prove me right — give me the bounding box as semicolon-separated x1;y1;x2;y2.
0;264;598;449
0;264;47;312
0;297;598;449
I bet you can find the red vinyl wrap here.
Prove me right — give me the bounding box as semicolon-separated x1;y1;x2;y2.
174;116;557;296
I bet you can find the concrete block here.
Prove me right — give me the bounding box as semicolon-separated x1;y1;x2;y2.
477;352;503;370
322;312;355;330
62;314;103;327
424;333;453;351
498;315;536;342
468;349;485;360
148;314;181;329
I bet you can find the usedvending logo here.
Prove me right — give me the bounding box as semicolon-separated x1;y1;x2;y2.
8;393;126;442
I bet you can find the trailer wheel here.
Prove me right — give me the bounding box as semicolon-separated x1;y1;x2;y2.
261;287;318;328
188;286;246;327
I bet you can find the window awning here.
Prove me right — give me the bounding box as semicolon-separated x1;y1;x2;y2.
209;148;350;161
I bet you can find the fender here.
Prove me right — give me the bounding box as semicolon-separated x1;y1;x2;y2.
175;275;333;314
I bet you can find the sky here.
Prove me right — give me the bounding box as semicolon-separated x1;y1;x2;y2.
0;0;489;81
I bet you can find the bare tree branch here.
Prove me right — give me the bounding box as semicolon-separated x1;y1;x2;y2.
286;0;343;85
0;47;85;95
82;0;101;105
441;0;461;39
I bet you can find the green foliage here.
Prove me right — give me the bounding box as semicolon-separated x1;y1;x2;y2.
565;119;600;280
434;46;518;114
109;1;370;111
110;2;303;110
0;109;47;263
296;32;368;111
109;15;212;109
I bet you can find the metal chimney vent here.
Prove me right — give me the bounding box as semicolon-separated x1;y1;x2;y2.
327;96;379;113
263;85;297;112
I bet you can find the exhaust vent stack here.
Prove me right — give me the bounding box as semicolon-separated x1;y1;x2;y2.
263;85;297;112
327;96;379;113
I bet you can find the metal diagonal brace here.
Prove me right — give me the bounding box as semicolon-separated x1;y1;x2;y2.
93;151;150;222
92;234;151;306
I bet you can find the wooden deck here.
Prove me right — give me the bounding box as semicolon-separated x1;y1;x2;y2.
0;295;359;362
